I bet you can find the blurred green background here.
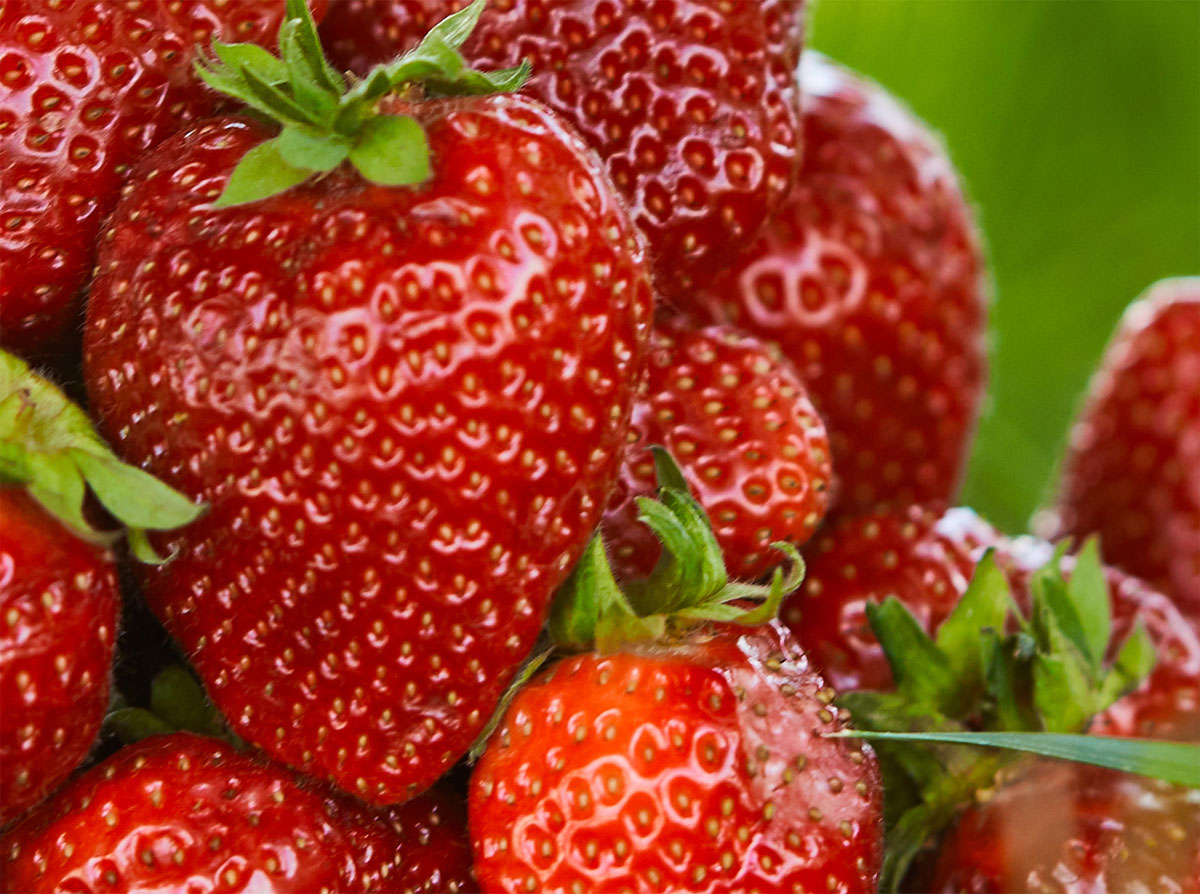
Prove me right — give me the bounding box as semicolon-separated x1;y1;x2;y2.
809;0;1199;534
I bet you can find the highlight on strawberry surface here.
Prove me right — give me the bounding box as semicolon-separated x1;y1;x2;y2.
0;1;1195;892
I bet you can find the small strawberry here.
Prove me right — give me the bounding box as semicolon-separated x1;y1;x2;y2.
471;453;884;893
927;761;1200;894
82;3;653;804
0;0;326;356
783;503;1002;693
681;52;988;513
1046;277;1200;608
319;0;806;304
0;732;406;890
0;350;200;825
603;315;832;582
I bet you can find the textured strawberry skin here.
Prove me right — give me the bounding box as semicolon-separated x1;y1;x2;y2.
0;733;407;891
1049;277;1200;608
376;785;477;893
320;0;805;303
683;52;987;514
783;504;1001;693
0;488;118;826
0;0;326;356
928;761;1200;894
470;622;883;893
82;96;653;804
604;316;832;581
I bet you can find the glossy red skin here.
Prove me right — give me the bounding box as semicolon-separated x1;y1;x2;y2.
377;785;477;893
470;622;883;893
0;0;326;356
0;488;118;826
783;504;1001;693
0;733;408;891
928;761;1200;894
604;316;833;581
1049;278;1200;609
82;96;653;804
320;0;805;304
682;52;987;513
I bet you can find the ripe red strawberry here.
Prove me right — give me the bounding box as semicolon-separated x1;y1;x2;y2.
0;732;410;890
0;488;116;826
470;460;881;893
0;0;326;356
783;504;1002;693
319;0;806;304
0;350;199;825
1046;277;1200;608
603;315;832;582
682;52;987;513
927;761;1200;894
82;5;653;804
471;623;883;893
377;785;477;893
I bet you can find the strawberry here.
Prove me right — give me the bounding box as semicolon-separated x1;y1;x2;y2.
0;350;200;825
783;504;1002;693
927;761;1200;894
471;455;884;893
603;315;832;582
0;0;326;357
82;3;653;804
0;732;407;890
681;52;988;513
377;785;477;893
319;0;806;305
1046;277;1200;608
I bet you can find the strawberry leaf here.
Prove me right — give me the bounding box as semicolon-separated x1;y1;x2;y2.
1065;538;1111;669
1098;617;1157;706
213;138;312;207
933;550;1012;708
348;115;431;186
866;598;957;709
278;125;351;172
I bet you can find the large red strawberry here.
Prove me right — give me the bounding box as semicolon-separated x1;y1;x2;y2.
0;350;200;825
319;0;806;304
0;0;326;357
82;4;653;804
603;314;832;582
470;473;883;893
1046;277;1200;608
0;733;407;890
927;761;1200;894
783;503;1002;693
681;52;988;513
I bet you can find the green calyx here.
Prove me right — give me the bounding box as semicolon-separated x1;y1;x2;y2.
838;539;1170;891
0;350;203;563
549;447;805;653
194;0;530;207
106;666;239;745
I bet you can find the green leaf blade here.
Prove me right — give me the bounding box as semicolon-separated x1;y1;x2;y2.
1066;538;1112;669
212;138;313;208
347;115;431;186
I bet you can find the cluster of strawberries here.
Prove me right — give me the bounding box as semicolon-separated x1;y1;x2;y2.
1;1;1196;892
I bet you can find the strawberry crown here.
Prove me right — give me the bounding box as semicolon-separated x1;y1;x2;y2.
0;350;202;562
194;0;528;207
549;447;805;652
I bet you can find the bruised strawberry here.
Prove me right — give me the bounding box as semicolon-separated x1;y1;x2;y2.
1047;277;1200;608
471;455;882;893
0;733;407;890
320;0;806;304
783;504;1001;693
928;761;1200;894
82;5;652;804
0;0;326;356
604;315;832;582
471;624;883;894
682;53;988;513
0;350;200;825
